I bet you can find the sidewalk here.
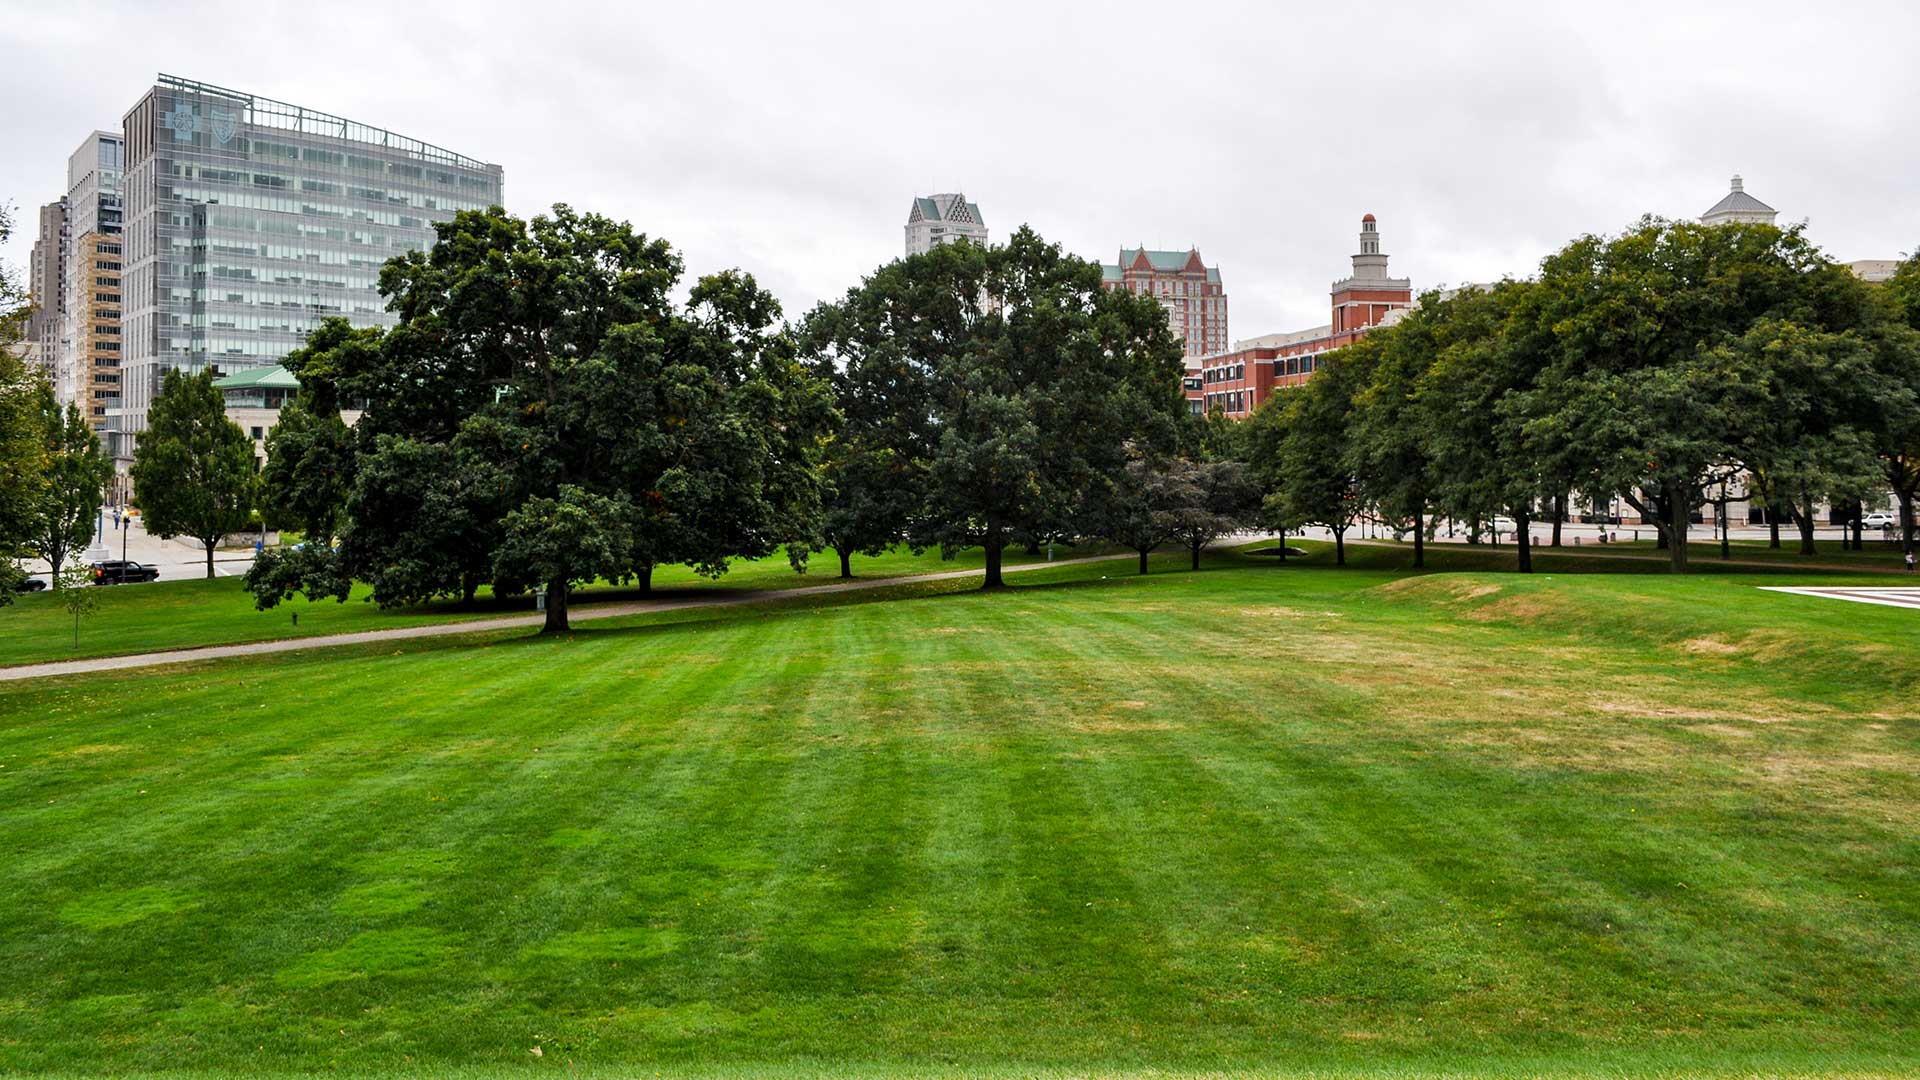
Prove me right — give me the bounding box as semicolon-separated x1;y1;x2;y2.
0;550;1140;683
19;513;257;585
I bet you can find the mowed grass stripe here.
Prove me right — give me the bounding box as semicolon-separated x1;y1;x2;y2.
0;561;1916;1073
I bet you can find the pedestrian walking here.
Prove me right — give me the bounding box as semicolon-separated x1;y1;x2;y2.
1906;551;1915;575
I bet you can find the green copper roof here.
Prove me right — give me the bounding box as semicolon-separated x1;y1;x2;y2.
1103;248;1221;283
213;365;300;391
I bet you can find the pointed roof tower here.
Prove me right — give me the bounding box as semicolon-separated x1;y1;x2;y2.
1701;175;1777;226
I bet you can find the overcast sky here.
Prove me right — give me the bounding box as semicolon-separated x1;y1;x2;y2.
5;0;1917;337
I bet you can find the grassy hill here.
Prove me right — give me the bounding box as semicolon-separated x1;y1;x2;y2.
1;548;1915;1076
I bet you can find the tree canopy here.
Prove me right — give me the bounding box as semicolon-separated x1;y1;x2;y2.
29;388;112;584
129;368;257;579
801;228;1187;586
256;205;832;631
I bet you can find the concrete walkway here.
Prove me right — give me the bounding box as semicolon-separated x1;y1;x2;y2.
1329;536;1912;576
0;551;1142;683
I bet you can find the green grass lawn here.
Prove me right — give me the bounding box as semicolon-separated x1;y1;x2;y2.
1;548;1916;1076
0;542;1120;669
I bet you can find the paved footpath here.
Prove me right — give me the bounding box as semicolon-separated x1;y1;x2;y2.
0;552;1141;683
1337;536;1912;576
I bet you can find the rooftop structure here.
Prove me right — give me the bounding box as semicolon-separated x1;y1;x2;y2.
1189;214;1411;419
114;74;503;454
1100;247;1227;360
905;192;987;257
1700;175;1777;227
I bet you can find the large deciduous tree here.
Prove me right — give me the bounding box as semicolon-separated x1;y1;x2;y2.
799;292;931;578
1420;281;1556;572
1261;349;1366;565
291;204;830;631
0;206;40;601
130;368;257;579
1517;219;1866;572
804;228;1186;588
1875;252;1920;553
30;388;112;585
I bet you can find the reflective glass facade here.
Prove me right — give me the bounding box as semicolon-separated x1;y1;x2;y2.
116;75;503;443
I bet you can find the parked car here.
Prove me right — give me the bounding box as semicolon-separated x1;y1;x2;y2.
92;560;160;585
1862;510;1898;529
18;577;47;592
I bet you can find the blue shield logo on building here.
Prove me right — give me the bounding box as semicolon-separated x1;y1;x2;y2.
209;106;239;145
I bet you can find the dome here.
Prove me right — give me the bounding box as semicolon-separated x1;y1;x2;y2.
1361;213;1376;223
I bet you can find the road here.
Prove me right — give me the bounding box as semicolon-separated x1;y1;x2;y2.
17;512;257;586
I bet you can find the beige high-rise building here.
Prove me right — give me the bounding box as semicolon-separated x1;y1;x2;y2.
70;231;123;427
905;193;988;257
26;200;66;380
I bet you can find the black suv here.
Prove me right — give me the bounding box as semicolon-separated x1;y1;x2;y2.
92;560;161;585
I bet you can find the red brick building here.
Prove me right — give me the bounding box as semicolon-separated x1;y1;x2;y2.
1100;247;1228;360
1191;214;1412;417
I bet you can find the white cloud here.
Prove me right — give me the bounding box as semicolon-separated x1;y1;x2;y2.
3;0;1916;337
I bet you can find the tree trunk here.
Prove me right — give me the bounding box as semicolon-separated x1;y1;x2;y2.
1850;502;1863;551
49;550;64;588
1719;500;1731;560
1551;492;1564;548
1333;527;1346;566
838;548;853;579
1768;507;1781;549
1412;506;1425;569
543;577;569;633
1899;488;1917;556
460;572;478;606
1793;498;1816;556
204;538;217;580
1136;548;1149;574
1277;527;1287;562
1516;510;1533;573
982;526;1005;589
1664;484;1689;573
1190;540;1201;571
638;562;654;594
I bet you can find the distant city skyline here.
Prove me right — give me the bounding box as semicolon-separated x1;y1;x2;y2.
3;1;1916;338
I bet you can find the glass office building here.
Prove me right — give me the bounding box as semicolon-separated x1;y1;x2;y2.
115;75;504;449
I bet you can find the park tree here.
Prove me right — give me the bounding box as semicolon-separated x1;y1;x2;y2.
58;565;99;649
492;486;636;633
1262;348;1367;565
300;204;829;630
129;368;257;579
1095;453;1259;574
799;273;932;578
1874;252;1920;552
1095;452;1186;574
259;401;354;545
1515;218;1861;572
0;206;41;601
1720;316;1889;556
29;388;112;585
1163;458;1261;571
808;228;1185;588
1420;281;1556;571
260;318;367;547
